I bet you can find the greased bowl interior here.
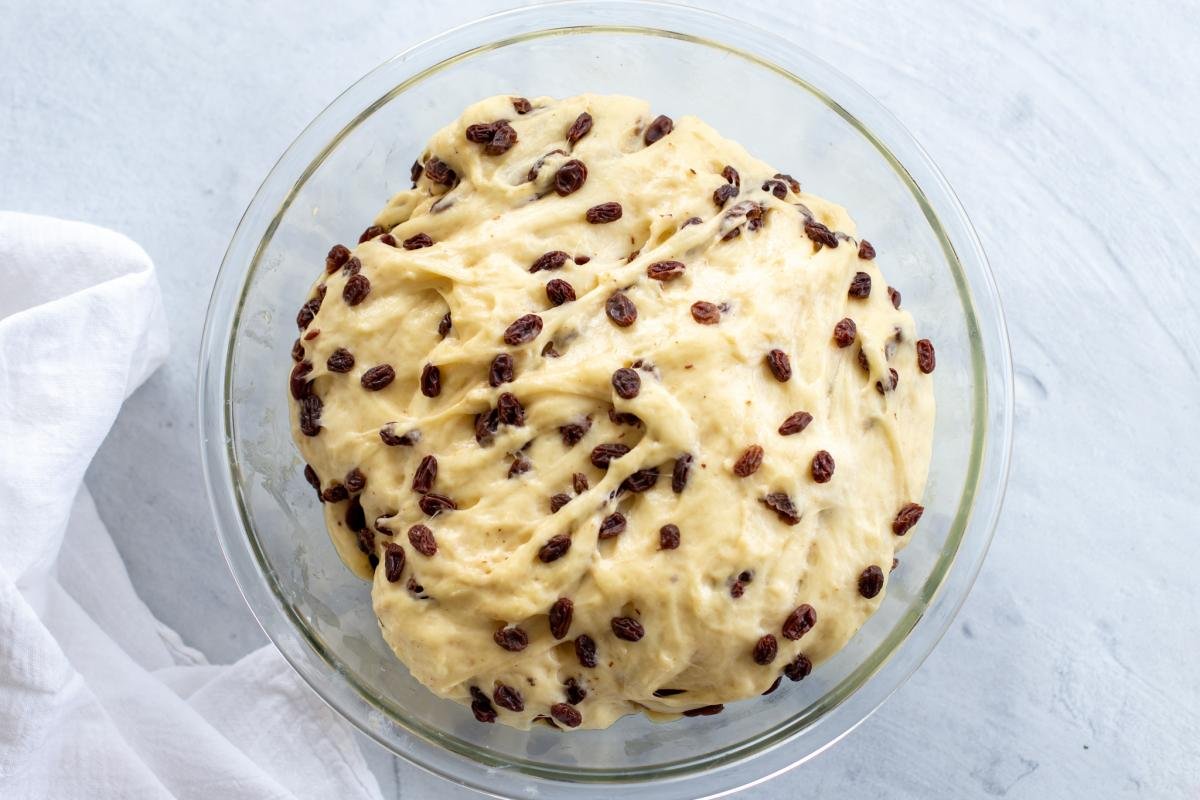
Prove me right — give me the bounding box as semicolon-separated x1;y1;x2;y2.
198;3;1012;798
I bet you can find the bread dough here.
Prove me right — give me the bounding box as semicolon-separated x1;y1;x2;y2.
288;94;935;730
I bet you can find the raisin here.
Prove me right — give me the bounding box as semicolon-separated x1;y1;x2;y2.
549;597;574;639
916;339;936;373
572;472;589;494
343;273;370;305
411;455;437;494
360;364;394;391
384;543;405;582
858;239;876;260
493;626;529;652
380;424;419;446
690;301;721;325
380;234;397;247
291;338;304;362
503;314;543;345
574;634;597;667
760;492;800;525
857;347;871;373
341;257;361;277
598;512;626;539
730;581;746;599
508;454;531;478
553;159;588;196
875;368;899;394
888;286;901;308
492;682;524;712
470;120;518;156
653;688;686;697
832;318;858;349
733;445;764;477
539;534;572;563
326;348;354;373
345;498;366;532
775;173;801;193
403;233;434;250
608;409;642;427
647;260;685;281
761;179;788;199
763;677;782;696
550;493;572;513
753;634;778;665
512;97;532;114
497;392;525;426
406;524;437;557
559;418;592;447
438;311;452;338
586;202;623;224
356;527;375;555
643;114;673;145
541;341;561;358
550;703;582;728
858;565;885;598
298;394;322;436
546;278;576;306
468;686;497;722
611;616;644;642
611;367;641;399
682;216;703;228
892;503;924;535
811;450;835;483
782;604;817;640
410;160;424;185
565;677;587;704
420;363;441;397
848;271;872;298
721;164;740;188
621;469;658;493
296;297;321;330
590;443;630;468
321;483;348;503
672;453;693;493
345;468;366;493
289;361;313;399
659;524;681;550
325;244;350;274
766;349;792;382
303;464;322;498
418;492;456;516
682;705;724;717
530;250;569;272
784;653;813;681
605;291;637;326
779;412;813;436
566;112;593;145
358;225;385;243
424;157;457;187
489;353;515;386
712;182;737;208
804;219;839;249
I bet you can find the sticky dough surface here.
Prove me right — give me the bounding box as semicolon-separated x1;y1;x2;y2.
288;94;934;730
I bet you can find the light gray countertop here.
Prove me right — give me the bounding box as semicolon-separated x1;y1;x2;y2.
3;1;1197;797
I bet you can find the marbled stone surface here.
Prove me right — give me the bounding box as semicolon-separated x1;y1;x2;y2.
2;1;1197;796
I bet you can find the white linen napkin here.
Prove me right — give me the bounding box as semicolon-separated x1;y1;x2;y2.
0;212;383;800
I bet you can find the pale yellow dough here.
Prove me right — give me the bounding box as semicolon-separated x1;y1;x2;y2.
289;94;934;730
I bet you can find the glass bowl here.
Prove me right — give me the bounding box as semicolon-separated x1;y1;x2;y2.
198;2;1013;797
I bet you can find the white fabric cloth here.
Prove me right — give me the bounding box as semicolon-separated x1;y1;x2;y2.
0;212;383;800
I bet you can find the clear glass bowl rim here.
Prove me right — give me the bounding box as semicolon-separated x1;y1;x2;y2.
197;2;1014;797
